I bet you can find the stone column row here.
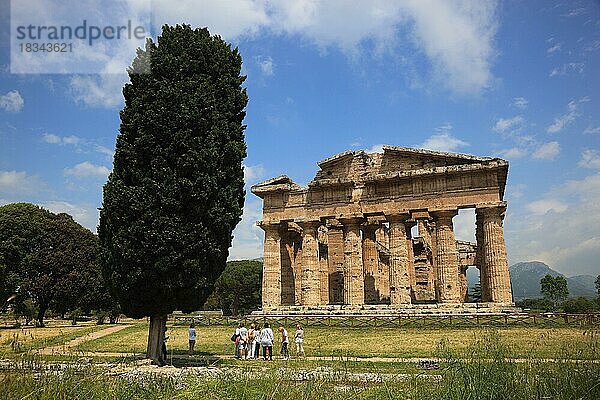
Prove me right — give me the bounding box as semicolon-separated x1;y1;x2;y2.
387;214;412;305
431;210;461;303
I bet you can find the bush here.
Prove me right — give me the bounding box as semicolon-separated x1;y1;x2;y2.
562;297;598;313
515;298;554;312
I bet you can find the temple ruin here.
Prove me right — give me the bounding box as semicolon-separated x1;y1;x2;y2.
251;146;513;312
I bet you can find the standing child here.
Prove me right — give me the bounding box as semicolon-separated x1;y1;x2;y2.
188;323;196;356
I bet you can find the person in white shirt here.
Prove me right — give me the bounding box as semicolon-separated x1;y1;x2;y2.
278;326;289;359
188;323;197;356
294;324;304;358
238;323;248;359
260;322;274;361
252;325;261;359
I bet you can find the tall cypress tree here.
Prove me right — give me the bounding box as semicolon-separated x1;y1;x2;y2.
99;25;247;364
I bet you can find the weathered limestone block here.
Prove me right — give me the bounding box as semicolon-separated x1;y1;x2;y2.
478;205;513;303
259;222;282;309
431;210;461;303
341;217;364;305
299;221;321;307
387;214;412;305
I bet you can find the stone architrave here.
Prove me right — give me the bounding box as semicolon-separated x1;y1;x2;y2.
478;204;513;303
341;217;364;305
386;214;412;305
259;222;282;309
431;210;461;303
298;220;321;307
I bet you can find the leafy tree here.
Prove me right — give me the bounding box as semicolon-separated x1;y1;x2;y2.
540;274;569;308
595;275;600;296
0;203;101;326
207;260;262;316
99;25;247;365
469;283;481;303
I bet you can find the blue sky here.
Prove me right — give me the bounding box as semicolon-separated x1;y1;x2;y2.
0;1;599;276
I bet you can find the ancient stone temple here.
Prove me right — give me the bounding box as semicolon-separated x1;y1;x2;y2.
251;146;513;312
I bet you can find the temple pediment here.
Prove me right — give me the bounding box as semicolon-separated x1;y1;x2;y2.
313;146;506;183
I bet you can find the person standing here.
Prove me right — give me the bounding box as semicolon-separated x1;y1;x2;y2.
238;323;248;359
232;324;241;359
279;326;289;360
253;325;262;359
294;324;304;358
261;322;274;361
188;323;197;356
162;326;169;363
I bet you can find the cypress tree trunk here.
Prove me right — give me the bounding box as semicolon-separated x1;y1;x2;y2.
146;315;167;365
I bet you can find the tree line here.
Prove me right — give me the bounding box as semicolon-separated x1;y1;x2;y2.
515;274;600;313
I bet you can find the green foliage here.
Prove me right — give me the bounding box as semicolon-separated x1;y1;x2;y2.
540;274;569;306
562;297;598;313
514;298;554;312
207;260;262;316
595;275;600;296
99;25;247;319
0;203;111;326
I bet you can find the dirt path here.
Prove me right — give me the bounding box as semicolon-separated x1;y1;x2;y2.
37;324;133;356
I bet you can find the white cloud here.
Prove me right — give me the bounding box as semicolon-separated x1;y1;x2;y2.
526;199;568;215
42;133;81;146
0;170;43;196
256;56;275;76
420;132;468;152
243;164;266;185
508;173;600;275
579;150;600;169
512;97;528;109
70;74;127;108
583;126;600;135
95;145;115;161
366;144;385;153
549;62;584;77
454;208;475;242
0;90;24;113
493;116;524;133
64;162;111;179
546;43;561;54
547;100;581;133
42;201;99;233
228;197;264;260
532;141;560;160
499;147;527;159
153;0;498;95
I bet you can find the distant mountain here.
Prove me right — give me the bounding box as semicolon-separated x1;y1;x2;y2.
466;261;597;300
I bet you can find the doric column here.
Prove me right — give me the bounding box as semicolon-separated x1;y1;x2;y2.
404;220;416;300
386;214;412;305
477;205;513;304
298;220;321;307
362;222;380;303
475;211;490;302
326;219;345;304
340;217;364;306
431;210;461;303
259;221;282;310
318;227;329;305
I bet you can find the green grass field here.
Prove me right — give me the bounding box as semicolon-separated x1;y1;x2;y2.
1;319;599;399
70;321;599;360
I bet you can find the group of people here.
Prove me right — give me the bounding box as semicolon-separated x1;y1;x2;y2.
231;322;305;360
